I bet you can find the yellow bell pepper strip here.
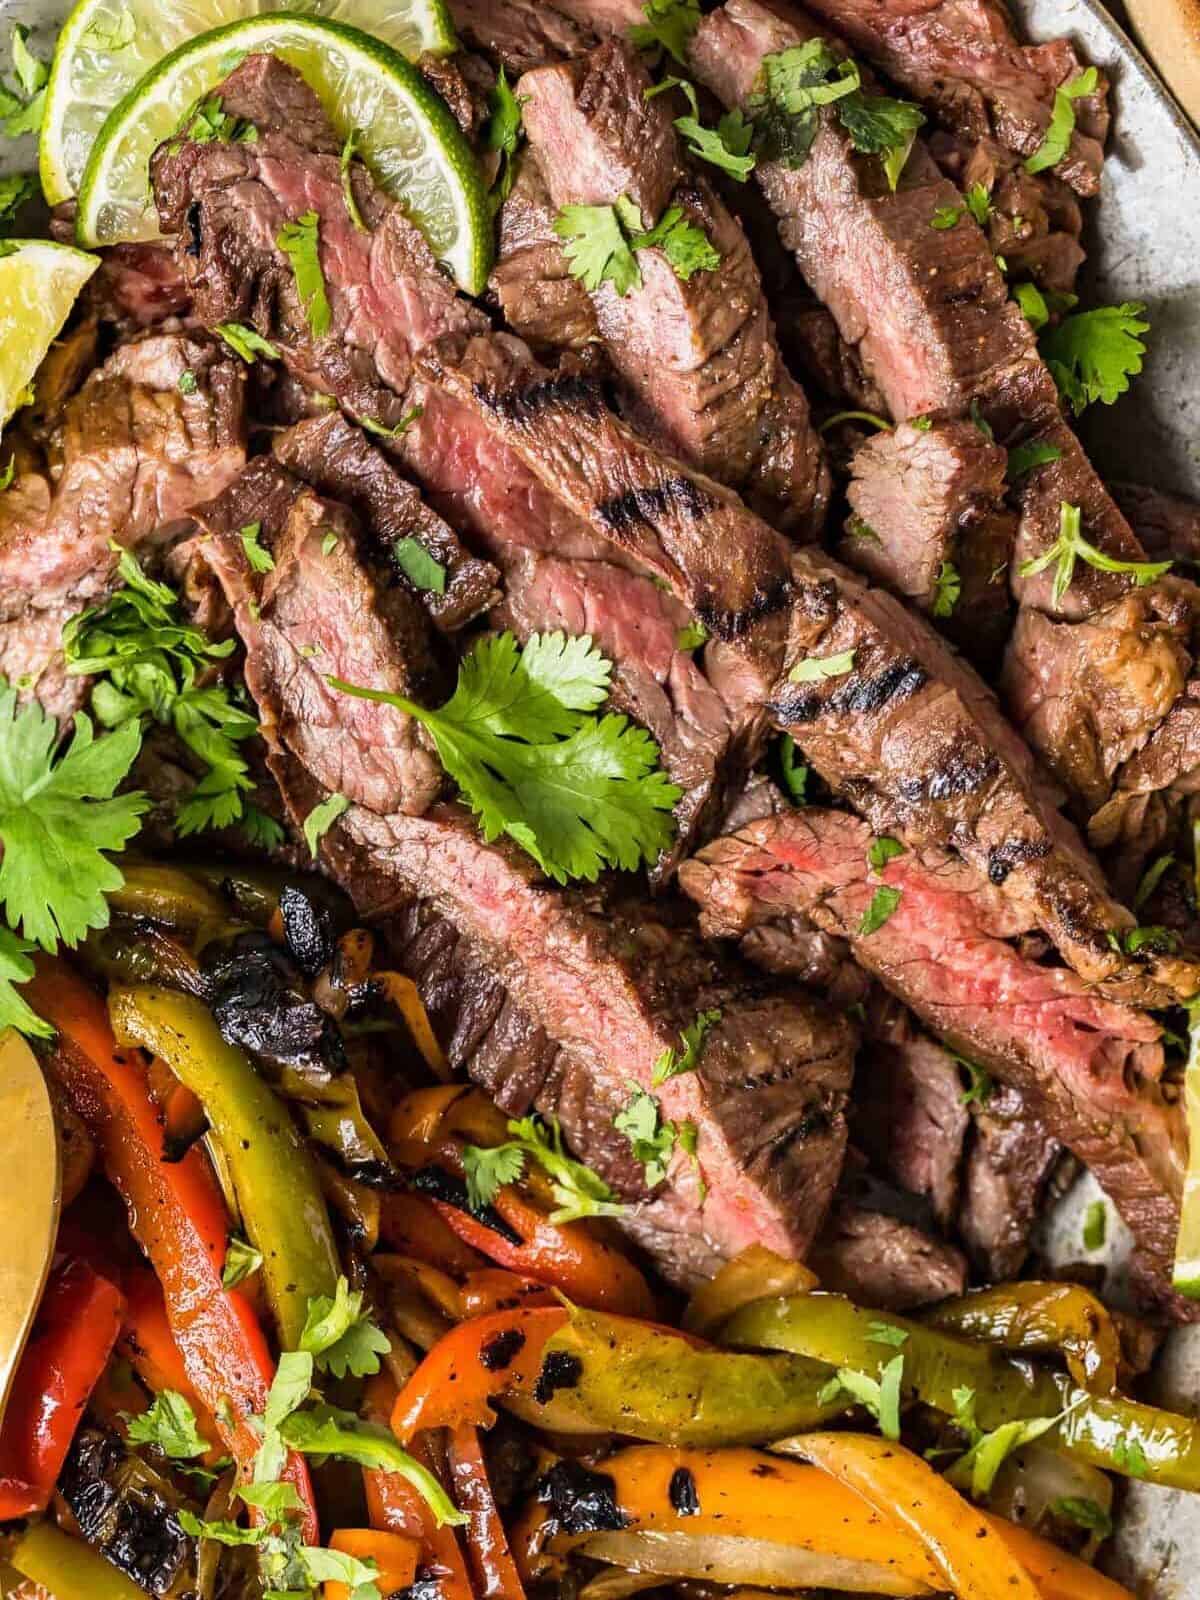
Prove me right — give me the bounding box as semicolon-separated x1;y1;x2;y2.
531;1307;847;1446
108;984;340;1350
683;1244;818;1336
9;1522;147;1600
375;972;450;1076
921;1283;1122;1393
723;1293;1200;1489
985;1516;1136;1600
777;1433;1040;1600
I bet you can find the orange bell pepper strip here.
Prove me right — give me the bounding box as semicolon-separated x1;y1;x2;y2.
461;1270;558;1318
0;1256;124;1520
118;1269;222;1457
986;1516;1135;1600
379;1192;486;1276
322;1529;420;1600
26;955;319;1542
392;1308;570;1440
363;1374;474;1600
447;1425;527;1600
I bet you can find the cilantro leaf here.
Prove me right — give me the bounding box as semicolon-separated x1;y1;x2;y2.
556;202;640;294
339;129;367;233
124;1390;210;1459
240;521;275;574
1052;1497;1113;1538
11;26;47;98
614;1085;683;1187
1018;501;1171;607
1112;1434;1148;1478
279;1405;466;1527
867;836;904;872
1040;302;1149;413
299;1276;391;1380
0;681;146;951
630;0;700;64
237;1480;302;1523
359;405;423;440
179;1511;263;1546
1014;280;1050;332
675;620;708;651
859;885;901;936
62;549;257;837
964;182;992;224
748;41;855;167
299;1545;381;1600
240;804;286;851
303;792;349;857
0;925;51;1038
329;631;679;885
649;77;756;180
789;649;855;684
215;322;281;363
948;1409;1068;1498
393;538;446;595
931;205;962;230
0;172;37;233
1026;68;1098;176
0;455;14;491
837;90;925;189
462;1141;526;1211
276;212;331;339
1006;440;1062;480
222;1234;263;1288
652;1007;721;1087
820;1357;904;1440
931;559;961;618
867;1322;908;1347
957;1056;993;1106
1083;1199;1107;1251
779;734;808;804
627;201;720;280
483;66;525;213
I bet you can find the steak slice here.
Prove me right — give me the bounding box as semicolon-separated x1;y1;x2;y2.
678;809;1186;1295
811;1195;968;1310
840;418;1015;665
960;1083;1066;1282
1112;482;1200;565
489;153;601;358
519;38;829;538
190;458;445;817
799;0;1108;197
686;0;1057;438
448;0;599;73
271;412;499;631
0;332;246;721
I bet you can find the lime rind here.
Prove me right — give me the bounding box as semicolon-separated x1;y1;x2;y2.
39;0;457;205
74;12;490;293
0;240;100;429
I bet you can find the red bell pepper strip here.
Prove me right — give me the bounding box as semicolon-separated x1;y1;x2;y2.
26;956;319;1541
118;1269;223;1458
0;1256;124;1519
391;1308;569;1440
447;1425;528;1600
363;1374;474;1600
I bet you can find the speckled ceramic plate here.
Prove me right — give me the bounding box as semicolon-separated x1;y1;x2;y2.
3;0;1199;1591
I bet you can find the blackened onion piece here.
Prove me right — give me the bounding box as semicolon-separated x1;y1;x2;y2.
536;1459;629;1535
202;930;345;1076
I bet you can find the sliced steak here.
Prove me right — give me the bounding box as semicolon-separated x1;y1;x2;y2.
678;808;1185;1294
960;1083;1065;1281
272;412;499;631
447;0;599;73
784;302;888;412
1112;482;1200;565
519;38;829;538
840;418;1014;664
190;457;445;816
811;1194;968;1310
686;0;1057;439
0;332;246;720
489;153;602;357
799;0;1108;196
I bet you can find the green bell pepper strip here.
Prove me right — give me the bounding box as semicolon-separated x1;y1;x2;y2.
108;985;340;1350
536;1307;848;1445
105;863;232;931
921;1282;1123;1393
722;1293;1200;1490
9;1522;146;1600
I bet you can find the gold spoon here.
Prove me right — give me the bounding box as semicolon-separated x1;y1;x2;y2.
0;1029;61;1432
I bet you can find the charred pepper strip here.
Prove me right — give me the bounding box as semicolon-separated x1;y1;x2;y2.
921;1282;1123;1393
27;959;319;1540
723;1293;1200;1490
9;1521;146;1600
108;984;340;1350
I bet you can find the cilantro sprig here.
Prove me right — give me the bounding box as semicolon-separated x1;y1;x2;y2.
483;67;526;215
556;193;720;296
329;631;680;884
630;0;700;64
1018;501;1171;607
652;1007;721;1086
647;77;755;181
299;1276;391;1380
1040;302;1149;415
124;1390;211;1459
462;1112;626;1223
614;1084;699;1190
62;548;258;835
1;26;48;139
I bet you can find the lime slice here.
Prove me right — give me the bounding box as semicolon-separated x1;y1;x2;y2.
1174;1013;1200;1298
39;0;457;206
0;240;99;430
75;14;490;293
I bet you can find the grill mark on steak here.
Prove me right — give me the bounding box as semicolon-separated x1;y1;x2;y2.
679;808;1186;1299
596;478;719;534
518;38;829;538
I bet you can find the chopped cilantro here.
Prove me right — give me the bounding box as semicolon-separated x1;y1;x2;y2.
614;1085;681;1187
178;1512;263;1547
789;649;855;684
648;76;755;180
393;537;446;595
819;1356;904;1440
1052;1497;1113;1538
931;205;962;230
321;529;340;557
1083;1199;1107;1251
299;1276;391;1380
276;211;331;339
858;885;901;936
302;792;349;857
957;1056;993;1107
222;1235;263;1288
177;369;198;396
214;322;280;363
340;129;367;233
240;805;286;851
279;1404;466;1526
949;1410;1065;1497
1041;302;1149;414
124;1390;210;1459
837;89;925;189
329;631;680;884
240;521;274;574
0;455;14;491
964;182;992;224
462;1112;625;1223
779;734;808;804
1112;1434;1148;1478
867;836;904;872
675;619;708;651
556;193;720;295
1;27;47;138
931;560;961;618
0;172;37;231
359;405;423;440
1026;68;1098;176
1014;280;1050;332
867;1322;908;1347
629;0;700;65
1006;440;1062;480
483;66;526;213
652;1007;721;1087
1018;501;1171;607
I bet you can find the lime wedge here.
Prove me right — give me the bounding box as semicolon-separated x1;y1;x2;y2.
1174;1011;1200;1298
0;240;99;430
74;14;490;293
40;0;457;206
